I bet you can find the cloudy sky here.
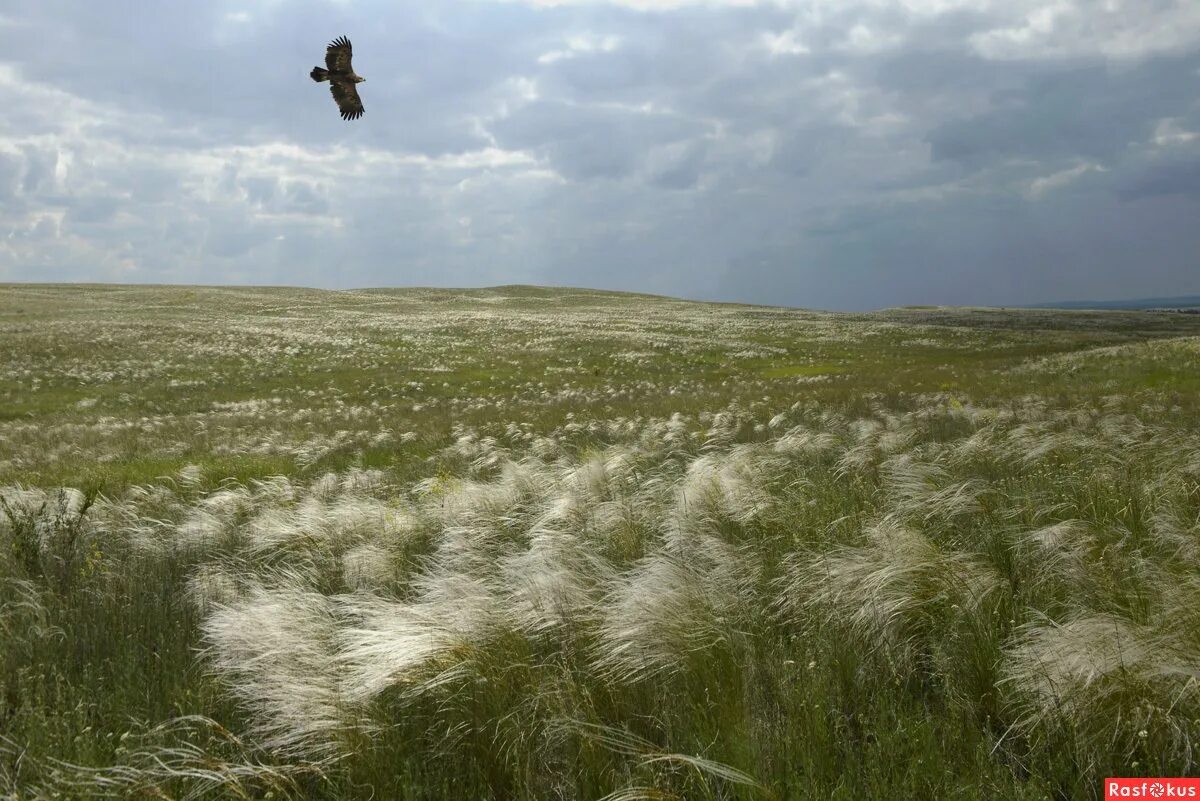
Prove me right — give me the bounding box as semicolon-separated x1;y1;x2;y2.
1;1;1198;309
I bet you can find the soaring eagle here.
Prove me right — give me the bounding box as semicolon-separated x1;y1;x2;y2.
310;36;365;120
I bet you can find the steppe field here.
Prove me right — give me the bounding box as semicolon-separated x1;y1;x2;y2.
3;283;1200;800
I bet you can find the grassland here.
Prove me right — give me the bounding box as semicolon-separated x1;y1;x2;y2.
2;283;1199;800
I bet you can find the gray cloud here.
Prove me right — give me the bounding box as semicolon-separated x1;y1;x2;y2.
1117;152;1200;201
1;0;1199;307
926;54;1200;167
490;98;703;180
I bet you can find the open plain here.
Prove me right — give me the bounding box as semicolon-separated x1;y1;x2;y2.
2;284;1200;799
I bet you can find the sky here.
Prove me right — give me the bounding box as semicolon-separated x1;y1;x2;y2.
0;1;1198;310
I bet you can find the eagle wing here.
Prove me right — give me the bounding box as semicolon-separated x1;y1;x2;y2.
325;36;354;73
329;78;364;120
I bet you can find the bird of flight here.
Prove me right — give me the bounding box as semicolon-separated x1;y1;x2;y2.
310;36;365;120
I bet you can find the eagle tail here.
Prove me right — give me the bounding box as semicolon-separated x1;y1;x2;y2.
310;67;329;82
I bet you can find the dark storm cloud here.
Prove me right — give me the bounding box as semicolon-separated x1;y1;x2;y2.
1;0;1199;307
926;54;1200;167
1116;147;1200;202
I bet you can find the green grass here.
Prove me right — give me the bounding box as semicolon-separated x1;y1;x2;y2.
758;363;843;379
2;284;1200;799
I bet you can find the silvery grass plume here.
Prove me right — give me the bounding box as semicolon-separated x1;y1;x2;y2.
500;521;613;637
875;415;922;457
948;422;1004;469
660;412;699;459
340;542;399;591
442;428;511;477
248;475;297;506
1150;505;1200;566
198;484;253;519
781;519;1001;675
416;458;553;531
772;424;839;461
339;544;584;725
0;486;97;585
883;453;985;525
238;493;416;588
185;562;246;616
165;483;261;556
594;533;758;684
999;422;1092;469
814;406;849;432
202;582;357;759
13;716;325;800
570;452;627;507
338;466;389;495
333;492;578;705
150;482;253;556
336;588;502;704
1096;411;1153;452
173;461;202;484
1000;604;1200;765
925;394;993;428
88;484;182;558
515;463;602;538
1017;520;1093;589
571;453;667;561
0;486;87;543
0;576;61;643
174;509;230;555
1180;440;1200;482
701;409;746;452
834;418;884;476
245;493;399;552
675;445;779;530
291;430;360;470
310;471;343;500
1143;435;1200;519
555;719;770;801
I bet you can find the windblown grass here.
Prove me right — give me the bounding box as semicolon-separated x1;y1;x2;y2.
3;284;1200;799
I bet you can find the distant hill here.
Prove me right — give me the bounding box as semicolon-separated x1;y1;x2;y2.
1033;295;1200;310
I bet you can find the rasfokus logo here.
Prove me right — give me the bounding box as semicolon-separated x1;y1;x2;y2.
1106;779;1200;799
